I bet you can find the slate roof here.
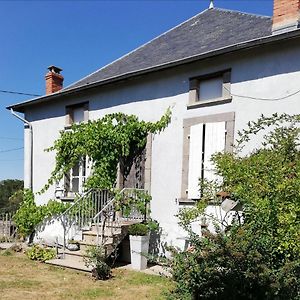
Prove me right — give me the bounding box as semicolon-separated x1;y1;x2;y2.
65;8;272;91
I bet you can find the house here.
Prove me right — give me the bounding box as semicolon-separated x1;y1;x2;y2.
7;0;300;250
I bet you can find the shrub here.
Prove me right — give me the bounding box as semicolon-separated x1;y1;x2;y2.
169;114;300;300
84;246;112;280
26;244;55;262
128;223;149;236
13;190;70;239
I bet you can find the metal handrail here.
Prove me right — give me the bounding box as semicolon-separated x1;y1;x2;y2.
93;188;148;247
60;188;112;257
60;189;92;219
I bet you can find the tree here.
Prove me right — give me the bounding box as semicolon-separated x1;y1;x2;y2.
0;179;23;213
170;114;300;300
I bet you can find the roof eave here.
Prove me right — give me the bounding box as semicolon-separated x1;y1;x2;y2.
7;29;300;113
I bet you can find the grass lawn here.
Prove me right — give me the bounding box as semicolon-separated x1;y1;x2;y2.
0;250;172;300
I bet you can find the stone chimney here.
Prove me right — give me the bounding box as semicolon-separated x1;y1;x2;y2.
45;65;64;94
273;0;300;34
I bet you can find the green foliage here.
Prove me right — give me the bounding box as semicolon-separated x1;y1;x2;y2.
13;190;70;238
170;114;300;300
169;228;300;300
0;179;23;213
128;218;159;236
26;244;55;262
7;189;24;213
84;246;112;280
128;223;149;236
41;109;171;193
114;189;152;218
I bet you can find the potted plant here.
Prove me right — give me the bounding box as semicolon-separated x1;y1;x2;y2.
128;223;150;270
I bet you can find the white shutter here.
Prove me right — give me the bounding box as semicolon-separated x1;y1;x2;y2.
204;122;226;181
188;123;203;199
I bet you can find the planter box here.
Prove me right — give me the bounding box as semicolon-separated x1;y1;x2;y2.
129;235;149;270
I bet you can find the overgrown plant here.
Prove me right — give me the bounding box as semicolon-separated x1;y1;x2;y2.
41;109;171;193
114;189;152;218
26;244;56;262
169;113;300;300
128;223;149;236
84;245;112;280
13;190;70;239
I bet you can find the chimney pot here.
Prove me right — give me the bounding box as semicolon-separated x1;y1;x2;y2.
45;65;64;95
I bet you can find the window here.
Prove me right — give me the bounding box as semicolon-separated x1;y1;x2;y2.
187;122;225;199
56;102;90;198
180;113;235;201
64;158;88;197
189;70;231;107
66;102;89;126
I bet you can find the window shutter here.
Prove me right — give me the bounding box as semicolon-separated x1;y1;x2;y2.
188;123;203;199
204;122;226;181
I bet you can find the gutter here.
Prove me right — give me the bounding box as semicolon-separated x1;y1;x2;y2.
10;109;33;190
6;28;300;113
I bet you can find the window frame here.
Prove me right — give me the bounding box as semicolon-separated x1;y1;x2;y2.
188;70;232;109
180;112;235;204
65;102;89;127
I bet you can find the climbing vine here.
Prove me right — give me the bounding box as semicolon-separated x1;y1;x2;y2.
41;109;171;193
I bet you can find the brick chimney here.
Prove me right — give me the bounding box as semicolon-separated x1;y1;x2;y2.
273;0;300;34
45;65;64;94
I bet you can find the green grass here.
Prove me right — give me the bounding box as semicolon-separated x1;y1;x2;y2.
0;251;172;300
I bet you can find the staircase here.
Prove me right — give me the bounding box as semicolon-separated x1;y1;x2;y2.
46;189;146;272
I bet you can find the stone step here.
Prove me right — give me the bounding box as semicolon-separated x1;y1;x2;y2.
46;256;92;273
90;220;139;232
59;248;87;259
82;234;114;245
83;228;122;237
78;240;114;253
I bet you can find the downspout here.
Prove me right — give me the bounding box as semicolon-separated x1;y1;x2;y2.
10;109;33;190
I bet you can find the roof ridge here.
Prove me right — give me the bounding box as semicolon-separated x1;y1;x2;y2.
212;7;271;19
63;8;211;90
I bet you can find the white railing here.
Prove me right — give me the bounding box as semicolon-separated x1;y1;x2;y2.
60;189;112;256
60;188;150;258
93;188;149;248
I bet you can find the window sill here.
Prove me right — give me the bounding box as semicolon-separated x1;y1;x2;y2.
60;196;76;202
187;97;232;109
64;125;72;130
178;198;197;205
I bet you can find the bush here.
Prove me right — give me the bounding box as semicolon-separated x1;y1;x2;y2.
128;223;149;236
84;246;112;280
169;114;300;300
13;190;70;239
26;244;55;262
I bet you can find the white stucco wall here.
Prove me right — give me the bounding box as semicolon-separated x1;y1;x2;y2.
24;38;300;248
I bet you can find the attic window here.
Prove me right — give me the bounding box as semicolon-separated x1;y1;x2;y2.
65;102;89;127
188;70;231;108
199;77;223;101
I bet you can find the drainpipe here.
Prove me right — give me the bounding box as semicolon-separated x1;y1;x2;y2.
10;109;33;190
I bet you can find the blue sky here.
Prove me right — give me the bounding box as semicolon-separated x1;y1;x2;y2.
0;0;273;181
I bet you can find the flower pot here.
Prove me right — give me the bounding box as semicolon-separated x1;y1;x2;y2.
129;234;150;270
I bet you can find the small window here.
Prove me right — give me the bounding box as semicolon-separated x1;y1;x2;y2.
189;71;231;107
73;107;85;123
199;77;223;101
66;102;89;126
